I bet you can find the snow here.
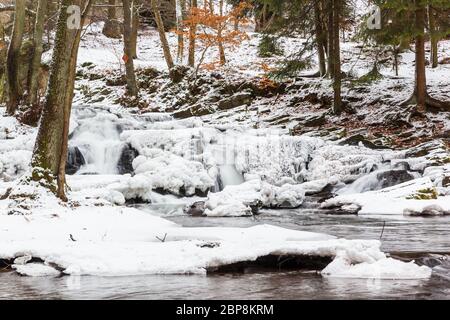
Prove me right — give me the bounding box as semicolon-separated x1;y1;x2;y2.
13;263;61;277
2;19;449;282
0;202;431;279
322;256;432;280
322;177;450;216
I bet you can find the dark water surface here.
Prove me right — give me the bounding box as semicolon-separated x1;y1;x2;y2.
1;209;449;300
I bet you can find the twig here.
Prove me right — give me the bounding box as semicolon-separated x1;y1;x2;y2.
380;221;386;240
156;233;168;243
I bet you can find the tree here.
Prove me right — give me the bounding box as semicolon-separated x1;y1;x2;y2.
182;0;250;72
28;0;48;106
381;0;450;112
188;0;198;67
32;0;94;200
175;0;186;63
151;0;174;70
122;0;138;96
130;0;140;59
331;0;342;114
6;0;25;115
102;0;123;39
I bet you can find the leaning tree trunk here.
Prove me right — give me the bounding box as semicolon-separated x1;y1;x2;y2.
123;0;138;96
332;0;342;115
151;0;174;70
428;5;438;69
314;0;326;76
188;0;197;67
28;0;48;106
6;0;26;115
32;0;91;198
130;0;140;59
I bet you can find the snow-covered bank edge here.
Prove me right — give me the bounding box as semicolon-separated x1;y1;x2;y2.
0;202;431;279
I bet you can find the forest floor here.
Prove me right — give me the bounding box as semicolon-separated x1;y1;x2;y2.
69;24;450;150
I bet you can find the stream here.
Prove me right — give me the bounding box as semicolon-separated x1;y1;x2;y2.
1;210;449;300
1;106;449;300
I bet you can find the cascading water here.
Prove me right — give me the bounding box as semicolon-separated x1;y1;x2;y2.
338;168;417;195
207;135;245;190
69;109;126;175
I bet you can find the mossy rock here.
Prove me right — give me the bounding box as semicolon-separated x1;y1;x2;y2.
406;188;438;200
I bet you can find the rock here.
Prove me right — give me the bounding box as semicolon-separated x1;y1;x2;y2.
172;104;215;119
106;75;127;86
405;140;447;158
217;91;253;110
338;134;387;149
117;144;139;175
404;205;450;217
185;201;206;217
439;57;450;65
323;203;361;215
393;161;411;171
376;170;415;189
102;20;123;39
244;199;263;215
443;176;450;188
66;146;86;175
169;65;190;83
292;113;327;131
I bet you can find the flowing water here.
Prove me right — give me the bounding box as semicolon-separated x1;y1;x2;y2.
1;106;448;299
1;210;449;300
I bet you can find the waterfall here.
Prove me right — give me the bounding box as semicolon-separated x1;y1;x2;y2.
69;110;126;175
207;134;245;190
219;165;245;187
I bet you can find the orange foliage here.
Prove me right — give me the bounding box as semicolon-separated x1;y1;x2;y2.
179;1;252;69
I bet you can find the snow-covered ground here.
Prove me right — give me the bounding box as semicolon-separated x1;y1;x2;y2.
1;19;449;281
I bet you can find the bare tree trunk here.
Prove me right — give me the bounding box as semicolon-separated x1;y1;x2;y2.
414;3;427;112
326;0;334;79
428;5;438;69
32;0;92;199
176;0;185;63
208;0;214;13
6;0;26;115
130;0;139;59
57;0;94;200
332;0;342;114
218;0;226;65
393;46;399;77
402;2;450;112
314;0;326;76
28;0;48;106
123;0;138;96
188;0;197;67
151;0;174;70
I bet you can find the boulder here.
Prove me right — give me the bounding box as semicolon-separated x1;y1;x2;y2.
184;201;206;217
404;205;450;217
376;170;415;189
217;92;253;110
169;65;190;83
66;146;86;175
102;20;123;39
117;144;139;175
172;104;215;119
338;134;387;149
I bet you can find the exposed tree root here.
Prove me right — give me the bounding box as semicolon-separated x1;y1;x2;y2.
401;93;450;112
